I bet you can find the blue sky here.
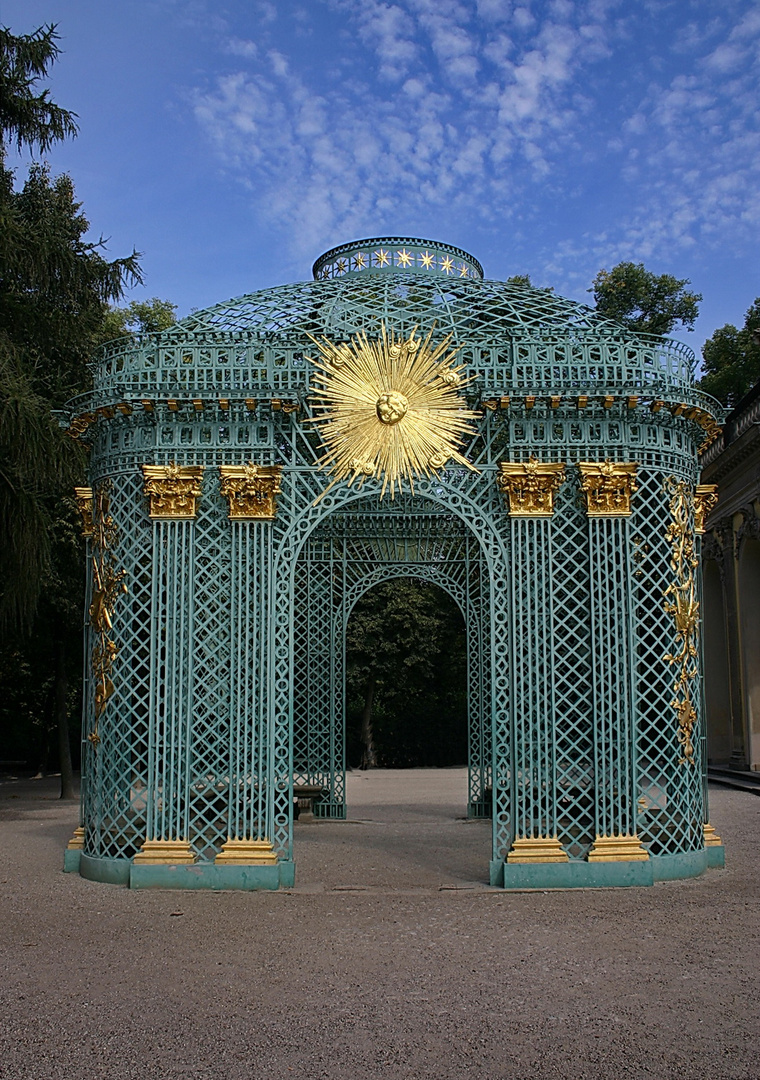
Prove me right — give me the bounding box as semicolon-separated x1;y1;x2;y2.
4;0;759;360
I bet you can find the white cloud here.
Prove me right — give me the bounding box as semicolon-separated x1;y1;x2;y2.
190;0;759;271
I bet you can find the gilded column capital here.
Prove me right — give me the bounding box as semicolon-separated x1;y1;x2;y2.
74;486;94;538
497;456;566;517
219;463;283;520
579;460;638;516
141;463;204;519
694;484;719;534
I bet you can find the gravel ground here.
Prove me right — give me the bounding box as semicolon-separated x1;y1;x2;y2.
1;768;758;1080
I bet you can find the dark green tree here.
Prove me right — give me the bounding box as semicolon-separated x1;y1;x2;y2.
699;299;760;408
590;262;701;337
0;24;142;795
345;579;467;769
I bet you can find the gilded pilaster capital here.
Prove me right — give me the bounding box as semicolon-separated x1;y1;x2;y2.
694;484;719;534
141;463;204;519
74;486;94;538
579;460;638;516
497;456;566;517
219;463;283;520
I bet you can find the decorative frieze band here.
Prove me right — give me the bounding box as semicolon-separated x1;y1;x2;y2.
142;464;204;519
219;463;283;520
579;461;638;517
497;457;566;516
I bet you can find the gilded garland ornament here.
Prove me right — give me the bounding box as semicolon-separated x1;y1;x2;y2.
307;324;479;499
663;477;700;765
89;484;127;742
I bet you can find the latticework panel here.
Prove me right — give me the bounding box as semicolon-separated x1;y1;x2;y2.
509;517;556;841
227;521;272;843
551;482;595;859
633;466;704;856
589;515;636;839
185;471;233;859
292;548;344;815
84;470;154;860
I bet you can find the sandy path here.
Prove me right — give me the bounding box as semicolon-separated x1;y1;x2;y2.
1;769;758;1080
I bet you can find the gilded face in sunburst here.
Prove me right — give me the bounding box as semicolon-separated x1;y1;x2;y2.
376;391;409;425
307;323;479;500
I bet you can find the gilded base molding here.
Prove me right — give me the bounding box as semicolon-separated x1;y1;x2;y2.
703;823;723;847
215;838;278;865
587;834;649;862
507;836;569;863
67;826;85;850
132;839;196;864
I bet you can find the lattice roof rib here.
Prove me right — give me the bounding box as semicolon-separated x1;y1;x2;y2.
178;274;626;338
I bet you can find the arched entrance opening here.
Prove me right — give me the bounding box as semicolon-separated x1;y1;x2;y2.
739;538;760;770
288;489;497;835
703;557;731;765
345;577;467;771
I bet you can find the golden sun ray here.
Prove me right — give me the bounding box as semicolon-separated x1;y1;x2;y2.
307;323;480;500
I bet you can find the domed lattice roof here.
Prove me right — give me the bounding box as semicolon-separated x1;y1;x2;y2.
79;236;713;428
173;236;625;343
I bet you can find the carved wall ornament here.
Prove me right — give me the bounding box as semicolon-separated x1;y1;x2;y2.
307;323;479;500
74;486;94;538
141;463;204;519
219;463;283;520
663;477;700;765
497;456;566;516
735;503;760;558
89;484;127;741
579;460;638;516
694;484;719;534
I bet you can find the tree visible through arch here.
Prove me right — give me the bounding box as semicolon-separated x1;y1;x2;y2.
345;578;467;769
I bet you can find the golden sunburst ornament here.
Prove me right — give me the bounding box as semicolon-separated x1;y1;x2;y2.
307;323;479;500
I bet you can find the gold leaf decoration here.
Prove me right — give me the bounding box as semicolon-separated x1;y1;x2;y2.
307;324;479;499
663;477;699;765
89;483;127;742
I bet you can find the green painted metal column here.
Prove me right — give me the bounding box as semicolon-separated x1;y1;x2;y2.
581;462;649;863
136;517;197;863
500;460;569;865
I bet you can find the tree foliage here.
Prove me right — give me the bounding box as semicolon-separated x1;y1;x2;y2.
0;24;146;789
0;26;142;634
97;297;177;346
345;579;467;768
0;24;77;153
590;262;701;337
699;299;760;408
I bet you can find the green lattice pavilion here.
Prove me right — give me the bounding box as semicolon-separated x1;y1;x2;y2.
63;237;725;889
